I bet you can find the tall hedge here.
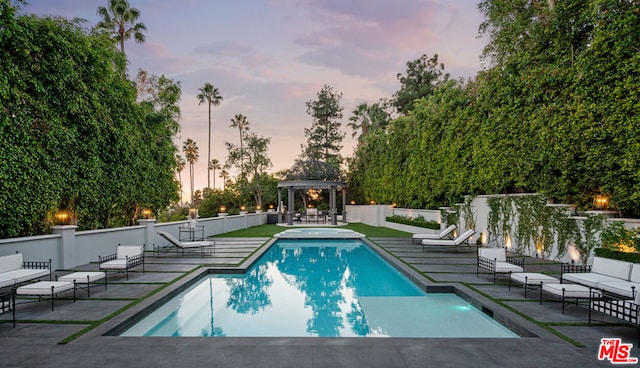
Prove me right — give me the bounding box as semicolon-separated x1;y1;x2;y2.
348;1;640;216
0;4;178;237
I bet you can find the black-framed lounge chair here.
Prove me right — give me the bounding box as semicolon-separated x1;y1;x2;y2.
476;247;525;283
420;229;476;252
412;225;456;244
156;231;215;256
99;245;145;280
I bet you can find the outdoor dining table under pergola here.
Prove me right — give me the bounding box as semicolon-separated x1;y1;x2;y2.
276;180;347;225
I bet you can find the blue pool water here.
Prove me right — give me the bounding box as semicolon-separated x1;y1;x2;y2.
122;239;518;338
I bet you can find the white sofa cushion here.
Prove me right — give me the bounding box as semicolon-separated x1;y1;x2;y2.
1;268;50;284
591;256;632;280
0;253;23;274
596;280;640;298
629;263;640;283
562;272;622;288
0;277;14;288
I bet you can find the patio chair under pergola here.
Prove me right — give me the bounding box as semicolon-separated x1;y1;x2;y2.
277;180;347;225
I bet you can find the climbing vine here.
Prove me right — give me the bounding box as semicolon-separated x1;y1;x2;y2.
460;196;476;231
486;194;602;261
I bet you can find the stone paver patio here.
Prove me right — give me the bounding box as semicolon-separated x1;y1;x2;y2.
0;236;636;367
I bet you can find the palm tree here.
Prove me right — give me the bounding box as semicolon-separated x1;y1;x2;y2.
175;154;185;206
219;168;230;191
182;139;199;205
229;113;250;181
347;103;371;142
96;0;147;57
197;83;223;189
208;159;222;189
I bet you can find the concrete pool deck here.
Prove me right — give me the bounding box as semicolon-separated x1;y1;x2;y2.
0;236;636;367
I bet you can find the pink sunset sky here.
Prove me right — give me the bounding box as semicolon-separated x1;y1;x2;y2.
22;0;488;200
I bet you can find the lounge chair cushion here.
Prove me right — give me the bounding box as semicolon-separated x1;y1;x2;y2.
412;225;456;241
543;283;601;299
180;241;214;249
15;281;74;296
157;231;214;252
494;261;524;273
477;247;507;262
422;229;476;246
58;272;106;283
116;245;144;259
100;259;128;269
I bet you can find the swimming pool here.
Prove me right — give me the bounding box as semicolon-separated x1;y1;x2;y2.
122;239;519;338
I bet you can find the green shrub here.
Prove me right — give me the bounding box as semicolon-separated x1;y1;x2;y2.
594;248;640;263
386;215;440;230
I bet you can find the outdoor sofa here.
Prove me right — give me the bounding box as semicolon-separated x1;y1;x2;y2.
0;253;51;289
562;256;640;298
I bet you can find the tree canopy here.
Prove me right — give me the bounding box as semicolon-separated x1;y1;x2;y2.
303;84;345;166
348;0;640;215
0;4;179;236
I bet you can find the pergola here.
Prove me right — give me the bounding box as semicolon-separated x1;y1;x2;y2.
277;180;347;225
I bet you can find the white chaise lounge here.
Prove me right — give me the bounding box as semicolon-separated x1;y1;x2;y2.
412;225;456;244
421;229;476;252
156;231;215;256
99;245;144;280
477;247;525;283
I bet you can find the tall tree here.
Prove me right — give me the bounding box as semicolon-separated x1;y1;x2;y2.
182;139;199;205
0;6;178;235
229;113;250;181
208;158;221;189
176;154;185;206
219;168;230;191
304;84;345;166
347;102;390;144
393;54;449;114
196;83;223;188
227;132;272;207
96;0;146;56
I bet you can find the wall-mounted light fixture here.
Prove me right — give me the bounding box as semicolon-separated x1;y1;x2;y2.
594;194;609;210
55;210;70;225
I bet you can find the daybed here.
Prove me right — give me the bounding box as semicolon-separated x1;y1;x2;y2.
412;225;456;244
562;256;639;298
0;253;51;288
99;245;144;280
421;229;476;252
156;231;215;256
477;247;525;283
